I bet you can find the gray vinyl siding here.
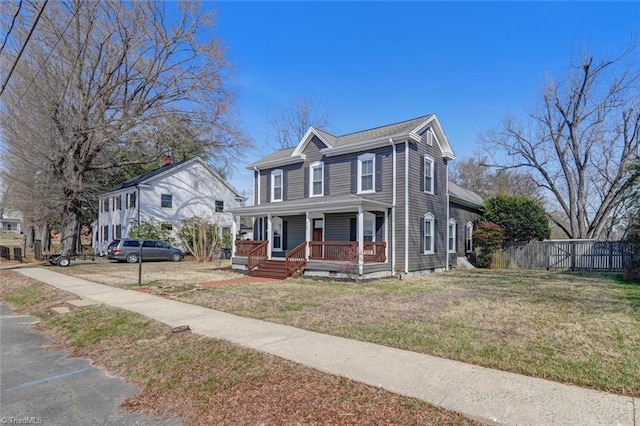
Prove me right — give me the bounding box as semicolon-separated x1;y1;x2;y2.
325;213;353;240
449;202;481;258
404;140;449;272
285;215;306;250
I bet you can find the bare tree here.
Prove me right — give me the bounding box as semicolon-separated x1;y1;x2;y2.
1;0;250;253
450;157;542;200
481;44;640;239
267;96;331;149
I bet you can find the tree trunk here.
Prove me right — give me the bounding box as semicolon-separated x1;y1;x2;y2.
59;206;81;254
35;222;50;252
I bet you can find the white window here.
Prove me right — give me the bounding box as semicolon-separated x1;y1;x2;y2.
272;217;283;252
448;218;457;253
466;222;474;253
358;153;375;193
363;212;375;242
424;156;434;194
310;162;324;197
271;169;283;202
423;213;435;254
161;194;173;208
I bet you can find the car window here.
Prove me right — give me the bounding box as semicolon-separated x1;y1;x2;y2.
107;240;120;249
156;241;169;248
123;240;139;247
142;240;156;247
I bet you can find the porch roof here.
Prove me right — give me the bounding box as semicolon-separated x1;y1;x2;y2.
228;194;392;216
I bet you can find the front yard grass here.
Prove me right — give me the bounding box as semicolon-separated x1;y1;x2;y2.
174;269;640;397
48;261;640;396
0;271;476;425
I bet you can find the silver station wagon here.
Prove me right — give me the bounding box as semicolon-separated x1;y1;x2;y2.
106;238;184;263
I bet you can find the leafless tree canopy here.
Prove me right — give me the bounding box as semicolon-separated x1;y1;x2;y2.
1;0;250;253
267;96;331;149
480;44;640;239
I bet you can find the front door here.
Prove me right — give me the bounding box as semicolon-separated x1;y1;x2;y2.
312;218;323;258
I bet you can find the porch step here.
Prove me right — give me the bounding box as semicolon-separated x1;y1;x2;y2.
250;260;288;279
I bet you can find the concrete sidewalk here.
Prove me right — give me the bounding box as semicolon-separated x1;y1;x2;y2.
15;267;639;426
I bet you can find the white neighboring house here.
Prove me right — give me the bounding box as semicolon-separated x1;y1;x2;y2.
92;157;245;255
0;209;23;233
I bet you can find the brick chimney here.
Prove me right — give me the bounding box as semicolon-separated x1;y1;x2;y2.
161;154;174;166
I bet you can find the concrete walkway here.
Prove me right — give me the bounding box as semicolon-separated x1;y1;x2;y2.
15;267;639;426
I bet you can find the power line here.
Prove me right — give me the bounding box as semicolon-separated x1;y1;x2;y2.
0;0;49;97
0;0;23;57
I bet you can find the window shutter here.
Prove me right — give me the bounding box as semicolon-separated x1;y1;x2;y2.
324;162;330;195
420;218;424;253
420;157;425;192
433;163;438;195
350;159;357;194
266;173;271;202
283;221;288;251
283;170;288;200
303;167;309;198
434;218;439;252
349;218;357;241
375;153;383;191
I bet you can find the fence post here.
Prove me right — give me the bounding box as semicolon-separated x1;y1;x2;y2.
13;247;22;262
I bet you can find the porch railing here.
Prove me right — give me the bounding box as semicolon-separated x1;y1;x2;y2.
236;240;267;257
309;241;386;263
247;240;268;275
285;241;307;277
364;241;386;262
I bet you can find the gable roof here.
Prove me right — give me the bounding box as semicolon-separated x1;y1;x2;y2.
105;157;243;199
248;114;456;169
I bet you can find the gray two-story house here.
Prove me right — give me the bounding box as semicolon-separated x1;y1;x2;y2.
229;114;483;279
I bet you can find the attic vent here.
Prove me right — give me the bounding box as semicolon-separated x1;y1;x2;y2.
426;130;433;146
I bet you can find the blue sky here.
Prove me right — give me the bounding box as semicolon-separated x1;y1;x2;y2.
205;1;639;196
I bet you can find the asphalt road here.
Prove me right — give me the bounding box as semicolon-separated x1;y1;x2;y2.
0;303;181;426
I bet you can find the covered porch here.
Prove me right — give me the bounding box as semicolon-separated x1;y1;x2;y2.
228;195;393;279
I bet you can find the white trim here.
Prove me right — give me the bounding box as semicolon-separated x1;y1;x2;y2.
309;161;324;197
271;169;283;202
255;167;261;206
391;139;397;272
412;115;456;160
272;216;283;252
357;153;375;194
466;221;474;253
445;165;450;271
292;127;333;156
267;213;273;258
357;205;364;275
423;213;435;254
448;218;457;253
404;142;409;273
424;155;434;194
248;154;306;170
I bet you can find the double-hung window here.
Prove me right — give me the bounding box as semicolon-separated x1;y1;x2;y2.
215;200;224;212
466;222;473;253
448;218;457;253
423;213;435;254
128;192;136;209
310;162;324;197
161;194;173;208
271;169;283;202
358;153;375;193
424;156;434;194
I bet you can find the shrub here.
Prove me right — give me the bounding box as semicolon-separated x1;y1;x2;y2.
177;217;222;262
473;221;505;268
482;194;550;242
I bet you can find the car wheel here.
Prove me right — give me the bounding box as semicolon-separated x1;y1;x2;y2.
57;256;71;267
126;253;139;263
170;253;182;262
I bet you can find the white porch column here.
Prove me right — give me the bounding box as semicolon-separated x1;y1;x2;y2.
384;208;389;264
231;216;237;258
267;213;273;258
305;211;311;258
357;205;364;275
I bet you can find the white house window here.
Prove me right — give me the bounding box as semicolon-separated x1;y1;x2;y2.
161;194;173;208
215;200;224;212
102;198;109;212
272;217;283;252
423;213;435;254
271;169;283;202
424;156;434;194
128;192;136;209
363;212;375;242
448;218;457;253
310;162;324;197
358;153;375;193
114;195;122;211
115;224;122;239
466;222;474;253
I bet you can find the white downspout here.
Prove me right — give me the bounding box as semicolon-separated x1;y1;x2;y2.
254;167;260;206
267;213;272;258
390;138;396;274
404;140;409;274
445;160;450;271
357;205;364;276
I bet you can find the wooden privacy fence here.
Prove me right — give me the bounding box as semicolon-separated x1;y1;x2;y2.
491;240;639;272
